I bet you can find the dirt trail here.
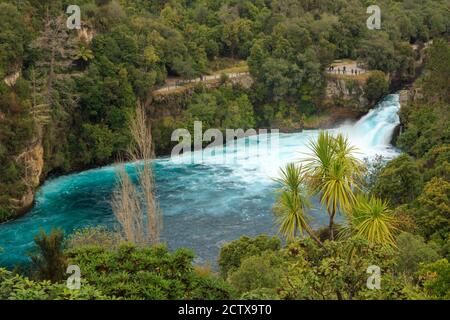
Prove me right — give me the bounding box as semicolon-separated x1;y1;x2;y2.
153;72;250;94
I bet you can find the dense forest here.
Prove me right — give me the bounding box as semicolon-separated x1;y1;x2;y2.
0;0;449;300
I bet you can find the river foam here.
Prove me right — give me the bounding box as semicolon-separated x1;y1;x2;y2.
0;94;401;267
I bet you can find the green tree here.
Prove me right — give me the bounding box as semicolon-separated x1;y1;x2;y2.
358;33;398;73
228;251;284;297
372;154;422;206
221;95;255;129
415;177;450;239
73;45;94;69
218;235;281;279
365;71;389;105
418;259;450;299
0;3;28;76
30;229;67;283
0;268;107;300
66;243;233;300
303;132;363;240
279;238;402;300
222;18;253;58
273;163;323;246
423;38;450;103
344;194;397;248
395;232;439;275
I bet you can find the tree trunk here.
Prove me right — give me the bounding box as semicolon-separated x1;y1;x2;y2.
329;211;335;241
305;226;324;248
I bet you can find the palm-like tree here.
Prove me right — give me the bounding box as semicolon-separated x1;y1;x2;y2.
334;134;364;179
273;163;323;247
342;194;397;247
303;132;364;240
74;45;94;62
73;45;94;69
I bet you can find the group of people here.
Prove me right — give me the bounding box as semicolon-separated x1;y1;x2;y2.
327;65;363;75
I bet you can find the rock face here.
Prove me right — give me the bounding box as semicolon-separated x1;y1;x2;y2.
230;73;253;88
3;70;20;87
391;86;420;146
398;89;410;106
325;77;369;110
10;138;44;217
399;85;422;107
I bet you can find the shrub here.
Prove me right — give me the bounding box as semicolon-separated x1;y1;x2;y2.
0;268;107;300
372;154;422;206
418;259;450;299
30;228;67;282
66;226;120;250
65;243;233;300
365;71;389;104
395;232;439;275
228;251;284;296
218;235;281;278
415;177;450;239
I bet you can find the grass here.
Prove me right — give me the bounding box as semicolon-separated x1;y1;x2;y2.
209;58;247;72
212;61;249;75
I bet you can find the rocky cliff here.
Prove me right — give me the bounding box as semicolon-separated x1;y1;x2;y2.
2;71;44;220
7;136;44;219
324;75;369;111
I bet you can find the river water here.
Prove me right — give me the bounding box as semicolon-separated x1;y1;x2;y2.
0;94;401;268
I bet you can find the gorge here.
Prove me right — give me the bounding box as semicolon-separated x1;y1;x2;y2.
0;94;401;268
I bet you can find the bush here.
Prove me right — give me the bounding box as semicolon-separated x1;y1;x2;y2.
0;268;107;300
228;251;284;296
418;259;450;299
415;177;450;239
365;71;389;104
66;226;120;250
420;145;450;182
395;232;439;275
240;288;281;300
372;154;422;206
30;229;67;282
218;235;281;278
65;243;233;300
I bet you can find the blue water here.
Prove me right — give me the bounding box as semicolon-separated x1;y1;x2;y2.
0;94;401;268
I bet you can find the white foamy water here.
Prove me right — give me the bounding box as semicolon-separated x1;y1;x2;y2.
0;94;401;267
166;94;400;182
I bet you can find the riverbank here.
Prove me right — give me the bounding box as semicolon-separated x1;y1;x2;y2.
0;94;402;268
1;90;390;225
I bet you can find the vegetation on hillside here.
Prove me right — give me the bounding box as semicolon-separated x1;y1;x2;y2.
1;0;449;220
0;0;449;300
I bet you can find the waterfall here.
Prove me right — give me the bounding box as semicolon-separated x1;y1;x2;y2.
0;94;401;267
